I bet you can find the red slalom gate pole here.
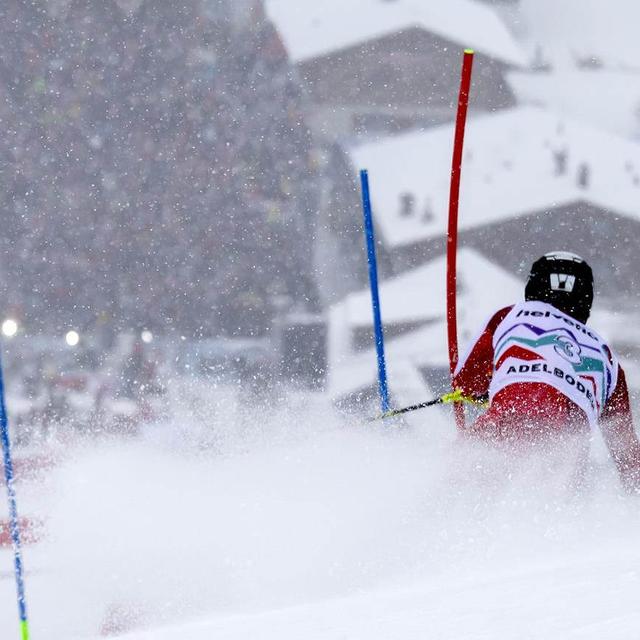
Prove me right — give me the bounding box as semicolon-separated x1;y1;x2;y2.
447;49;474;430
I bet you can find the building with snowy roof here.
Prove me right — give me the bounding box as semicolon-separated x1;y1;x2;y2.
265;0;527;140
327;249;523;408
349;106;640;304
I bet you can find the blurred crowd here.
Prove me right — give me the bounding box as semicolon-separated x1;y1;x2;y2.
2;331;166;442
3;328;288;445
0;0;322;339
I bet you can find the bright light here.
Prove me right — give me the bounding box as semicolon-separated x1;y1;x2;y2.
1;319;18;338
65;330;80;347
141;330;153;344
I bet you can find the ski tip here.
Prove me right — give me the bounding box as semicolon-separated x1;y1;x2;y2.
464;48;475;55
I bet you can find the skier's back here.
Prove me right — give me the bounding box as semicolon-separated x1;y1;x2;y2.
454;252;640;491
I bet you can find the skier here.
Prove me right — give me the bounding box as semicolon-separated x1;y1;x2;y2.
453;251;640;492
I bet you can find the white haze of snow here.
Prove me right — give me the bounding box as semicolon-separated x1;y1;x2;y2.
509;0;640;138
520;0;640;69
1;382;640;639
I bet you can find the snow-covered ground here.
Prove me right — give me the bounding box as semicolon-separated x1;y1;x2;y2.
1;383;639;639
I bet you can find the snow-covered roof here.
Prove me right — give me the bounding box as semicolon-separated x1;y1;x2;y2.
327;249;523;398
342;248;522;329
265;0;526;67
349;106;640;249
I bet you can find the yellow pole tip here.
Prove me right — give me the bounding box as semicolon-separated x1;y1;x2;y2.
464;48;475;55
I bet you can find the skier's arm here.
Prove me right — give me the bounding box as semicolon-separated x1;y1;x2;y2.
452;306;512;400
600;366;640;493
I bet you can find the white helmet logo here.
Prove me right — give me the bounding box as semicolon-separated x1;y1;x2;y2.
550;273;576;292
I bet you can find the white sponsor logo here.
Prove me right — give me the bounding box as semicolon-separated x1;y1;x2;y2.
550;273;576;292
553;335;582;365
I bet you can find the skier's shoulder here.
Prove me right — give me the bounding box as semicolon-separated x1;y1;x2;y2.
467;305;516;342
463;306;515;349
486;304;515;330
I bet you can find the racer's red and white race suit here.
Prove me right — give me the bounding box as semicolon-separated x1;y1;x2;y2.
453;301;640;490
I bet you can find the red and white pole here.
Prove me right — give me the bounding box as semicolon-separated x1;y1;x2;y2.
447;49;474;430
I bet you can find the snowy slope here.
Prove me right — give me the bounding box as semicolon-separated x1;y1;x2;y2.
112;558;640;640
2;388;640;639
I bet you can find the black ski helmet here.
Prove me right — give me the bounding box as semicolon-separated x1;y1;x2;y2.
524;251;594;323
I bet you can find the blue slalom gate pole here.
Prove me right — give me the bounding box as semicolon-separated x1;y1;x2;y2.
0;350;30;640
359;169;391;414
